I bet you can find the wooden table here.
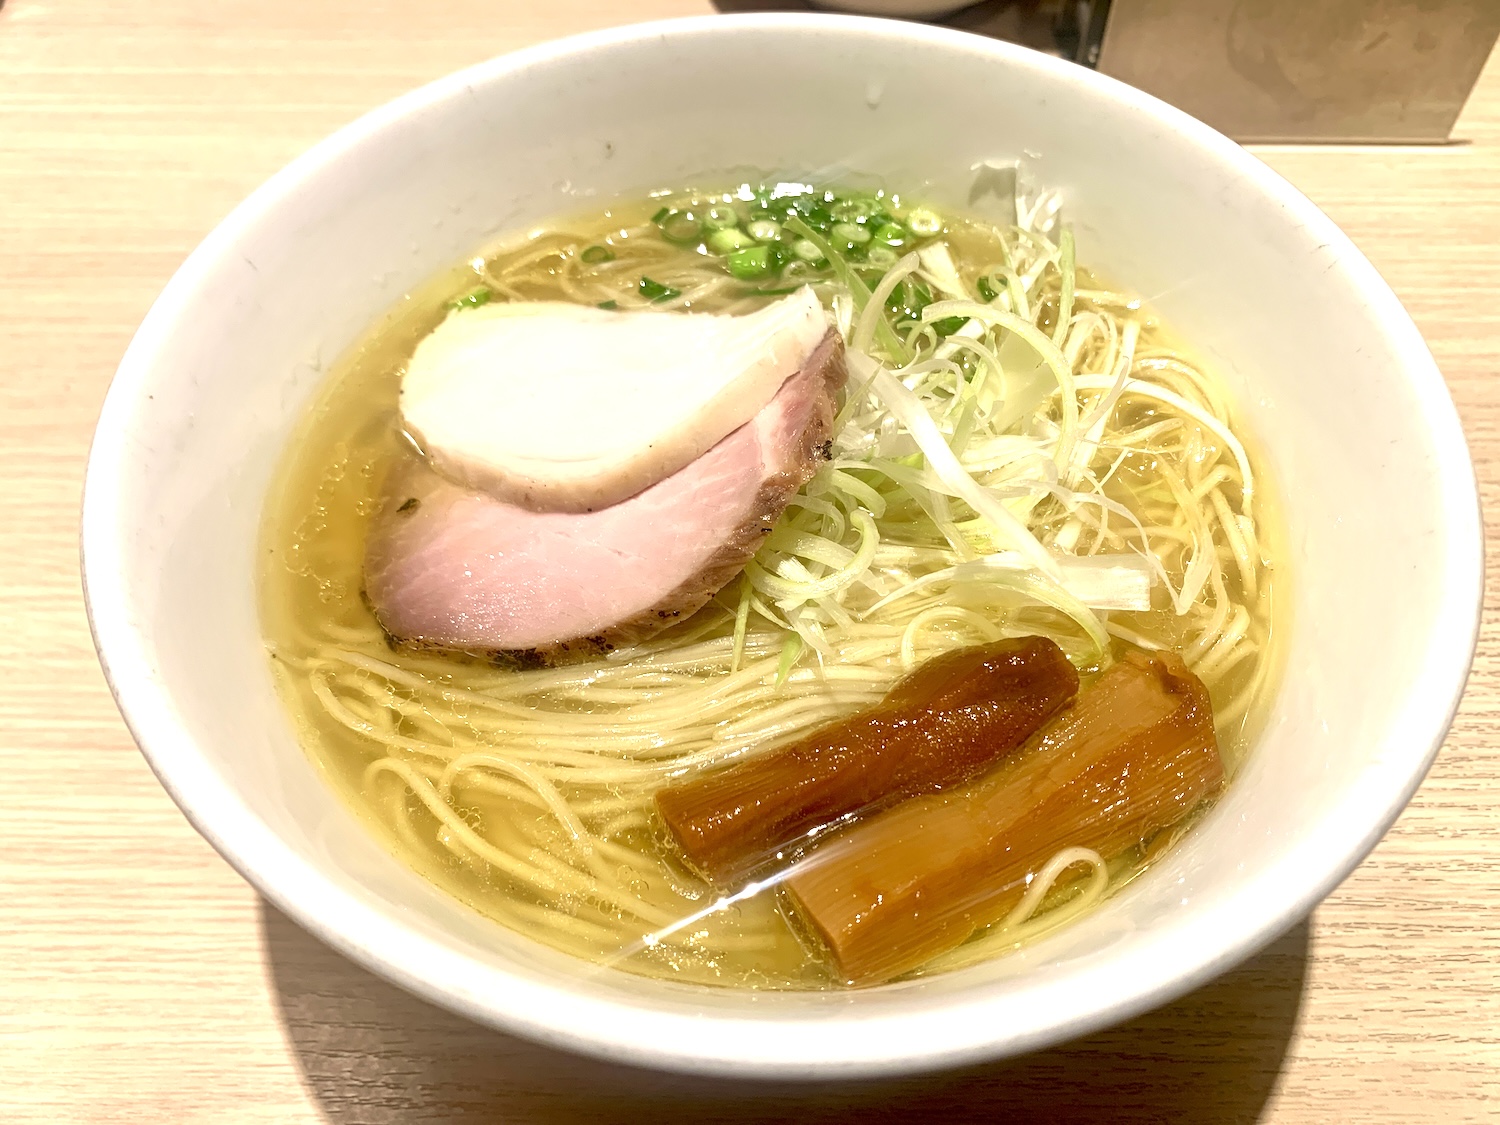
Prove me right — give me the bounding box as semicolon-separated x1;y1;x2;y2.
3;3;1497;1121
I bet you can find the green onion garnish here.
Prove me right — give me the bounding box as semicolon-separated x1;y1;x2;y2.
931;315;968;336
872;223;909;248
726;246;772;280
865;245;899;270
831;222;872;247
787;215;910;366
790;239;825;264
887;278;934;323
703;205;740;230
655;209;703;244
707;228;755;256
580;245;615;264
638;277;680;302
905;207;943;237
774;631;804;686
977;275;999;302
597;299;619;310
831;197;882;223
792;196;834;231
747;219;781;243
448;287;493;310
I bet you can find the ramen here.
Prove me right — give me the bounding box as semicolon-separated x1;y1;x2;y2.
261;177;1279;988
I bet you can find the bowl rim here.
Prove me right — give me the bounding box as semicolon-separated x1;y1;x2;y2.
80;11;1485;1079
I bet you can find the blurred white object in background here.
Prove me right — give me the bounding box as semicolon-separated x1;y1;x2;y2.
810;1;972;16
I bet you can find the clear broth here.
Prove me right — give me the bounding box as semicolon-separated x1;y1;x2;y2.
260;188;1283;989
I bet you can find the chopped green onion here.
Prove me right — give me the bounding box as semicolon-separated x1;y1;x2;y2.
787;216;910;366
655;209;703;244
977;275;999;302
831;197;882;222
865;245;899;270
931;315;969;336
706;227;755;255
638;277;680;302
704;205;740;230
580;245;614;264
747;219;782;243
792;196;834;231
872;223;909;248
790;238;825;263
730;575;753;673
905;207;943;237
887;278;934;323
447;287;493;310
727;246;772;279
831;222;872;246
597;299;619;310
650;206;670;223
774;631;804;686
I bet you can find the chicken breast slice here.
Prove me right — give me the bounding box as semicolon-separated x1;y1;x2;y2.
400;286;828;513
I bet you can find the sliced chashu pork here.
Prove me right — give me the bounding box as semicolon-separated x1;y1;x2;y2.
365;331;846;657
401;286;827;512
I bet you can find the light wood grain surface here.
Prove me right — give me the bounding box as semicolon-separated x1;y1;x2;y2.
2;3;1497;1122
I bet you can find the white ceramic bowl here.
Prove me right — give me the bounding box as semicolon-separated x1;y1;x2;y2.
82;14;1482;1078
